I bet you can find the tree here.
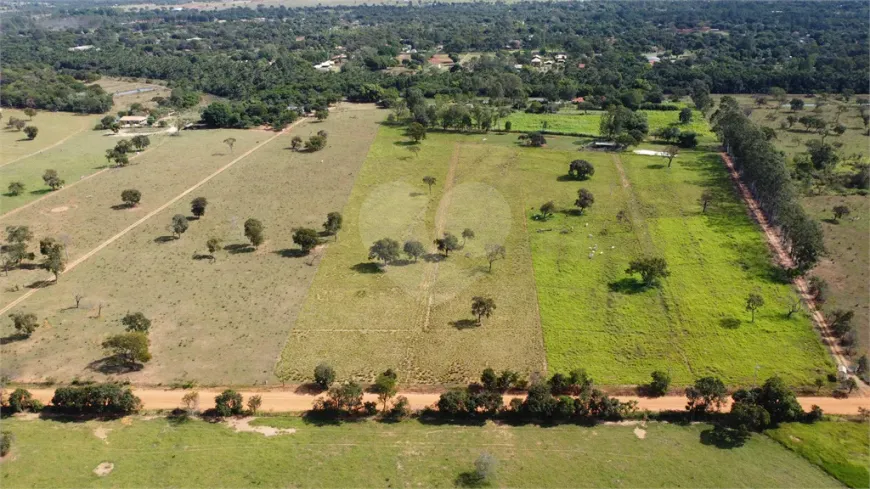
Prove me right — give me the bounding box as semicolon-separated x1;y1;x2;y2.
102;332;152;367
247;395;262;414
12;119;26;131
539;201;555;219
786;115;798;128
485;244;506;272
679;108;693;124
130;135;150;151
832;205;850;221
244;219;264;248
181;391;200;415
23;126;38;140
685;376;727;414
403;240;425;262
42;169;64;190
42;242;66;281
6;225;33;245
121;189;141;207
315;109;329;121
745;293;765;322
422;176;436;193
206;238;222;262
504;120;512;131
471;296;496;325
190;197;208;218
525;132;546;147
171;214;189;239
9;312;39;338
323;212;343;238
223;137;236;153
305;134;327;151
23;107;36;120
293;228;320;253
407;122;427;142
326;382;364;412
369;238;401;264
434;233;460;256
806;140;839;172
649;371;671;397
314;363;336;389
407;145;421;158
7;181;25;196
470;453;498;486
214;390;244;417
568;159;594;180
700;190;714;213
7;388;34;413
790;98;805;111
770;87;787;107
461;228;475;245
625;257;670;286
663;145;679;167
574;188;594;214
290;135;303;151
372;369;398;412
677;131;698;148
121;312;151;333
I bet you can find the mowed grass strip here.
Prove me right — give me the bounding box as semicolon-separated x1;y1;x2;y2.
0;417;841;488
767;420;870;489
525;147;832;386
0;105;383;385
278;126;546;385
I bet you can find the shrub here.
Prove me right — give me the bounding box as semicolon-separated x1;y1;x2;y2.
51;383;141;415
648;370;671;397
214;390;244;417
314;363;335;389
7;388;34;413
0;431;11;457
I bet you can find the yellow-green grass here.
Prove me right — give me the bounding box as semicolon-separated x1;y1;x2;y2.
767;420;869;488
0;105;384;385
0;416;842;488
277;126;546;385
526;148;833;386
0;109;97;166
94;77;172;111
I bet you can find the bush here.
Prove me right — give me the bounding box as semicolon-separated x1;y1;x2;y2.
0;431;11;457
363;401;379;416
314;363;336;389
214;390;244;417
51;383;141;415
648;371;671;397
7;388;34;413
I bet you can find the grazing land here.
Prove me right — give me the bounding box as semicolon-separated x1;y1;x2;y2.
767;420;870;489
0;416;841;488
0;105;383;385
0;109;96;167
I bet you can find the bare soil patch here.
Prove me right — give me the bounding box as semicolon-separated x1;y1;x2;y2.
225;417;297;437
93;462;114;476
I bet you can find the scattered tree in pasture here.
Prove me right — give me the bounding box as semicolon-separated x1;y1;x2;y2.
403;240;425;261
539;201;555;219
745;293;765;322
369;237;401;264
372;369;398;412
314;363;336;389
23;108;37;120
223;137;236;153
130;135;150;150
7;388;35;413
785;115;798;128
11;119;26;131
434;233;460;256
574;188;594;214
807;276;829;305
9;312;39;338
504;120;512;131
74;293;85;308
422;176;436;193
244;219;264;248
315;109;329;121
485;244;506;272
408;145;421;158
290;135;303;151
121;312;151;333
679;108;693;124
568;159;594;180
190;197;208;218
214;390;244;417
121;189;141;207
524;131;546;147
171;214;189;239
832;205;850;221
42;242;66;281
206;237;222;262
323;212;343;238
685;376;727;414
305;134;327;152
6;225;33;246
407;122;427;142
625;257;670;286
790;98;804;111
102;332;152;367
471;296;496;325
7;181;25;196
23;126;38;140
247;395;262;414
461;228;475;245
470;453;498;486
649;370;671;397
42;169;64;190
700;190;714;212
663;145;679;167
293;228;320;253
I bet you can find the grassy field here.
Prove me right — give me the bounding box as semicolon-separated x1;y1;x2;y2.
0;416;841;488
0;109;97;166
0;105;384;385
767;420;869;488
277;126;547;385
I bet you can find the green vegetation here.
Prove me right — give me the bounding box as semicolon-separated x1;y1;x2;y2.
0;416;842;487
767;420;870;488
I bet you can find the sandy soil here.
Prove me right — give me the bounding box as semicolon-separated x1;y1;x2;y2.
93;462;114;476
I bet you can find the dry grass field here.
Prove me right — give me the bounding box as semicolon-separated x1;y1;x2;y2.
94;77;172;111
0;105;384;385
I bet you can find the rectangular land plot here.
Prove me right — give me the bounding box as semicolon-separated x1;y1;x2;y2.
0;105;383;385
277;127;547;385
527;148;833;386
0;109;97;166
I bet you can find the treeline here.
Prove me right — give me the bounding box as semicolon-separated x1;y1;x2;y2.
0;66;113;113
712;97;825;270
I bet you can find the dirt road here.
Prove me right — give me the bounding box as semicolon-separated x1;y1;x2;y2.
24;388;869;414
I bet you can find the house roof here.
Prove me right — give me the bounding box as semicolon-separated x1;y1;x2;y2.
119;116;148;122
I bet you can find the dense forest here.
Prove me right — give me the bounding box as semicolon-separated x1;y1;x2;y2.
1;1;867;123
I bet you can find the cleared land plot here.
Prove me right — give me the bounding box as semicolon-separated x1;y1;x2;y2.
0;109;95;166
767;420;870;488
0;105;384;385
277;126;546;385
526;148;833;386
0;417;841;488
95;77;171;111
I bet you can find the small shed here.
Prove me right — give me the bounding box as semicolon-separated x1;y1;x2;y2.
119;116;148;127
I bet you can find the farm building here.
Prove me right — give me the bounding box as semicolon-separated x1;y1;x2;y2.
119;115;148;127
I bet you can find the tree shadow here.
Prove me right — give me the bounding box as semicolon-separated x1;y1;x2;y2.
699;426;747;449
26;279;55;289
224;243;254;254
153;235;177;243
351;262;384;274
186;216;199;222
110;203;134;210
450;319;479;330
86;355;145;375
29;189;53;196
294;383;325;395
0;333;28;345
719;318;741;329
422;253;446;263
393;140;416;147
455;472;487;488
389;259;414;267
192;254;214;262
646;164;666;169
821;218;839;225
607;278;646;294
556;174;581;182
409;192;425;197
274;249;308;258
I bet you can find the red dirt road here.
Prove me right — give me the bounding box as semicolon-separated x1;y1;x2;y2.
24;388;869;414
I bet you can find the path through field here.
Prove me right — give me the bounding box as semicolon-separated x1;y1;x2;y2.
22;387;869;414
0;118;306;316
0;120;91;169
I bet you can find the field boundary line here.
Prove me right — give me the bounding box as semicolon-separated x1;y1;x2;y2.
517;154;548;373
0;119;306;316
0;119;91;169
